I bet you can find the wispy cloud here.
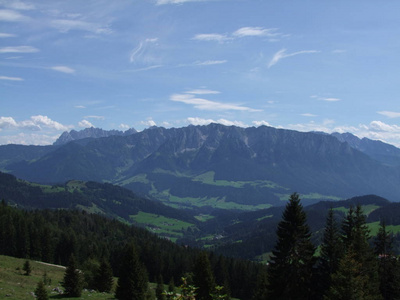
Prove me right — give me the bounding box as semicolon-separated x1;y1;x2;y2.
268;48;319;68
0;75;23;81
141;119;157;127
51;66;75;74
194;60;227;66
0;33;16;38
0;46;39;53
192;33;231;43
51;19;112;34
170;91;261;112
130;38;159;64
194;26;285;44
186;89;220;95
378;111;400;118
84;115;105;120
1;1;35;11
252;120;271;127
301;113;317;117
311;95;341;102
233;27;279;38
0;9;28;22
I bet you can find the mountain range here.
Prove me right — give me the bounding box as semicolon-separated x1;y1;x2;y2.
1;124;400;210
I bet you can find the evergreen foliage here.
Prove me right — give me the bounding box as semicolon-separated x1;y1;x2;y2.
62;254;84;297
34;280;49;300
115;242;148;300
193;252;216;300
23;259;32;276
267;193;316;300
94;259;114;293
374;221;400;300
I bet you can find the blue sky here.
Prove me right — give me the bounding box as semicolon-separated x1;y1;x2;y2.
2;0;400;146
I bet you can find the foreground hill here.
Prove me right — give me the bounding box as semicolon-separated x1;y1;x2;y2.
2;124;400;210
0;172;197;241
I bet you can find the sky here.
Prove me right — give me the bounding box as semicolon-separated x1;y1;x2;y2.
2;0;400;147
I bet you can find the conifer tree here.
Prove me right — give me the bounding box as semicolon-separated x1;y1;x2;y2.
156;274;166;300
193;252;216;300
23;259;32;276
374;221;400;300
327;205;382;300
94;259;114;293
62;254;83;297
317;207;343;297
115;242;148;300
34;280;49;300
267;193;316;300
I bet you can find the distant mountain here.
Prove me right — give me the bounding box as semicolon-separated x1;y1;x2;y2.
2;124;400;209
331;132;400;166
53;127;137;145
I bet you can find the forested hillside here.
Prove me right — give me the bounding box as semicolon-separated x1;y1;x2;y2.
0;202;264;299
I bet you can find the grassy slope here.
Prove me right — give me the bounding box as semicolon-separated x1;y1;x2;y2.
0;255;115;299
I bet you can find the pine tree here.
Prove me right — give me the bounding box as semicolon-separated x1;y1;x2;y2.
327;205;382;300
62;254;83;297
23;260;32;276
34;280;49;300
317;207;343;298
94;259;114;293
267;193;316;300
374;221;400;300
193;252;216;300
115;242;148;300
156;274;166;300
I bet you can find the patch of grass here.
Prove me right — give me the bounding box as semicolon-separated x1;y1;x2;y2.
194;214;215;222
130;212;195;239
0;255;115;299
165;194;272;211
278;193;341;202
256;214;273;221
367;221;400;236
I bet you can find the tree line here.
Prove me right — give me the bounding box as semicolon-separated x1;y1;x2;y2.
254;193;400;300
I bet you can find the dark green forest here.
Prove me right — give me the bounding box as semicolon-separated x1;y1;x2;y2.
0;201;264;299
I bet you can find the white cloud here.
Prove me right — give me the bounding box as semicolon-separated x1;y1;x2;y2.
120;123;130;130
320;97;340;102
301;113;317;117
78;119;94;128
0;75;23;81
192;33;231;43
194;60;227;66
268;48;319;68
252;120;271;127
0;33;16;38
378;111;400;118
130;38;159;64
0;1;35;10
51;66;75;74
186;89;220;95
187;117;247;127
0;116;18;129
84;115;105;120
141;119;157;127
51;19;112;34
171;93;261;112
75;105;86;109
0;115;70;132
0;46;39;53
233;27;279;38
0;9;28;22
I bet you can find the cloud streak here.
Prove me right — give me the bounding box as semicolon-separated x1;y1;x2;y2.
378;111;400;118
268;48;319;68
0;75;23;81
51;66;75;74
170;90;261;112
0;46;39;53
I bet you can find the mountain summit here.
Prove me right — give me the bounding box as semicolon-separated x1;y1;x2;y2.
2;124;400;209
